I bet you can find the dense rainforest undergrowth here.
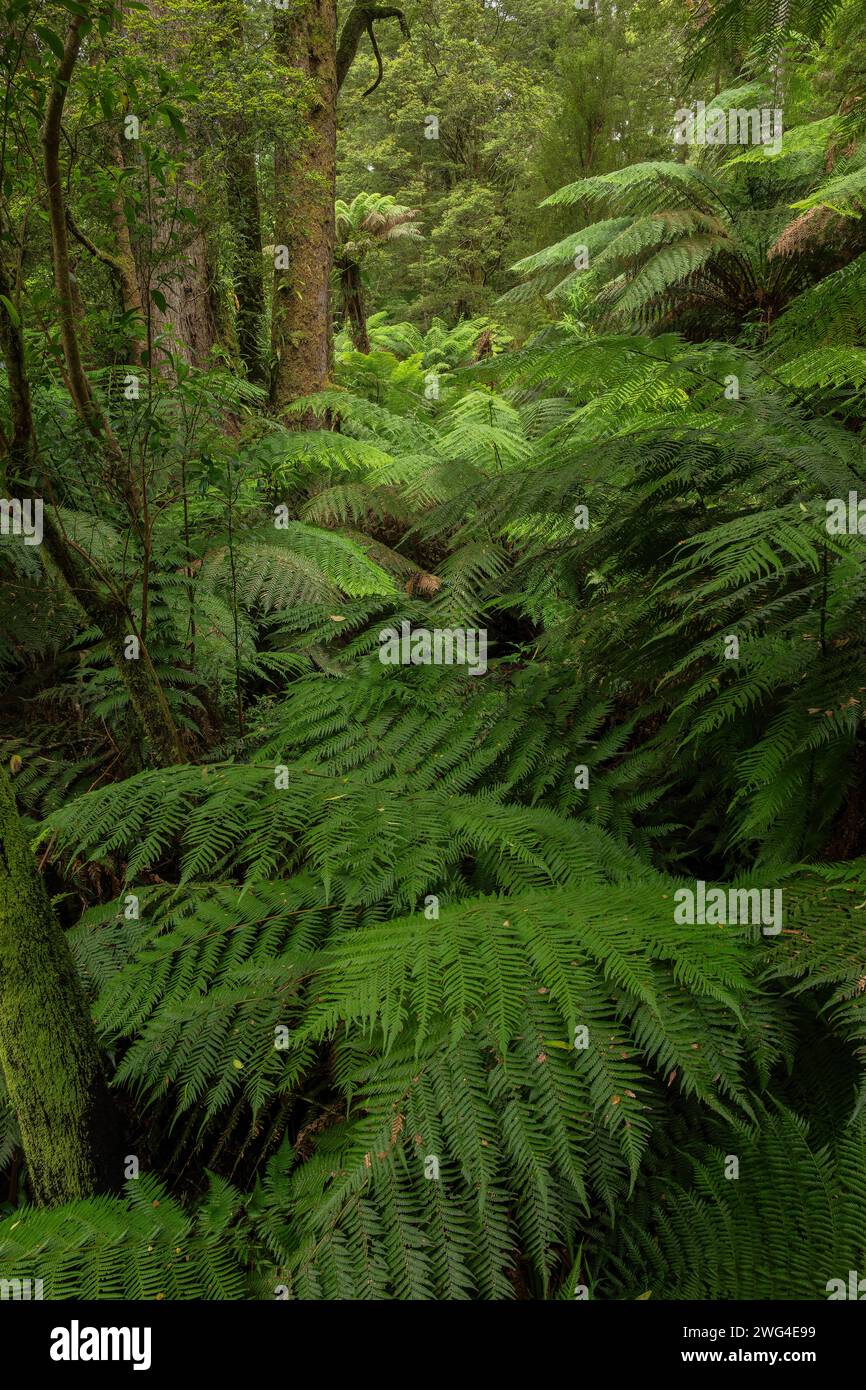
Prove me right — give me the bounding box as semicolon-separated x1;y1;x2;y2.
1;0;866;1302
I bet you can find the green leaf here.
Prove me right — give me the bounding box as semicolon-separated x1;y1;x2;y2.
35;25;66;61
0;293;20;328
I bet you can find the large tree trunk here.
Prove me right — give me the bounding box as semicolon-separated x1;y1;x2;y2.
268;3;408;411
142;162;220;370
0;767;123;1205
270;0;338;412
124;0;219;370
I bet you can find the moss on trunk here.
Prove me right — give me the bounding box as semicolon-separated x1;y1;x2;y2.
270;0;338;412
0;766;123;1205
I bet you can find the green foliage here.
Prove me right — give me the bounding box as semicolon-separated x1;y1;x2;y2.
3;0;866;1305
0;1175;247;1299
513;98;866;341
601;1106;866;1300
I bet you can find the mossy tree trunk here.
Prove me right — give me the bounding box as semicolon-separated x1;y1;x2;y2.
0;767;123;1205
268;2;407;412
270;0;338;413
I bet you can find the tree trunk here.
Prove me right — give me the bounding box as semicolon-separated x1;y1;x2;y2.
225;140;265;381
220;3;265;382
39;516;187;768
142;162;220;370
42;13;137;511
0;767;123;1205
122;0;219;370
0;248;185;770
270;0;338;412
341;261;370;352
108;135;147;365
65;183;147;366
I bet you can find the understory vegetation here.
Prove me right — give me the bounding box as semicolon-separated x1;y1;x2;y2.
1;0;866;1300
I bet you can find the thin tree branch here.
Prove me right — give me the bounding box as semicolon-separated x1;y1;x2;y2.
336;4;409;94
